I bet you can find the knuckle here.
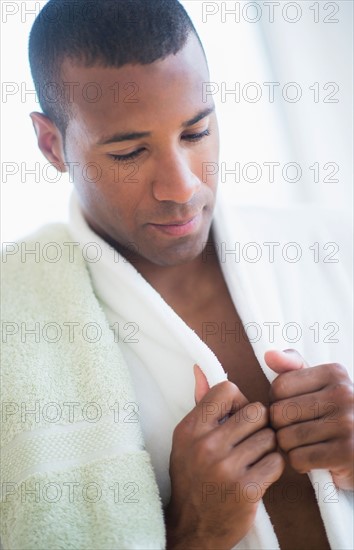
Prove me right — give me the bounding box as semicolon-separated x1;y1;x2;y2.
272;374;291;399
218;380;238;396
171;423;185;447
255;401;267;415
271;376;283;397
340;412;354;434
173;413;197;440
274;451;286;468
260;427;277;445
262;450;284;470
175;416;190;434
253;427;277;448
172;419;184;438
341;436;354;460
240;402;268;426
266;452;286;474
329;382;354;403
329;363;349;381
214;380;245;406
288;448;307;473
193;434;217;460
293;422;310;441
249;401;268;420
269;402;281;427
276;427;289;449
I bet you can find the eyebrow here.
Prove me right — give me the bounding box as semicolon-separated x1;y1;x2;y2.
182;105;215;128
97;106;215;145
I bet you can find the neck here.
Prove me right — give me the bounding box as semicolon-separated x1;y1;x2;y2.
121;232;220;299
84;213;220;300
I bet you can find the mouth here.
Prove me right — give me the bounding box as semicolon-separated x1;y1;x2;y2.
148;212;203;237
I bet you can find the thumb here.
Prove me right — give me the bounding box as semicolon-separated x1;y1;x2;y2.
193;364;210;404
264;349;309;374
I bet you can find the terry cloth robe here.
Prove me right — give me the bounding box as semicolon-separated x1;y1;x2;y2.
1;191;353;550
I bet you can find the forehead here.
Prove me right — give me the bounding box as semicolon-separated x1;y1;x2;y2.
61;35;210;141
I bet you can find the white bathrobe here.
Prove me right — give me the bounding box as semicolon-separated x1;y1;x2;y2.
67;190;353;549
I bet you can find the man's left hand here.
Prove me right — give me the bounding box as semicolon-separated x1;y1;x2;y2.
265;349;354;491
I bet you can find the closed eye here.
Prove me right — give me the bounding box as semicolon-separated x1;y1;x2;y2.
109;148;145;162
109;128;211;162
182;128;211;142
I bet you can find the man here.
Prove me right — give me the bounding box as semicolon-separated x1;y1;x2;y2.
1;1;353;549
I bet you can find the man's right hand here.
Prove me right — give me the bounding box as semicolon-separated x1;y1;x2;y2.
165;365;284;550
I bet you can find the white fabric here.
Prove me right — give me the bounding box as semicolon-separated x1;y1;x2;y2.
1;221;166;549
68;190;353;550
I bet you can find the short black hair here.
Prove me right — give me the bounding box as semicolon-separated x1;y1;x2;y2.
29;0;204;138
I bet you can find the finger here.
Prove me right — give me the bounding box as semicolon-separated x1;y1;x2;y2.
207;451;284;505
215;402;269;449
332;470;354;491
217;429;281;487
194;364;210;404
287;440;351;474
248;452;285;494
270;362;350;402
228;428;278;469
276;419;342;452
180;380;248;436
270;389;342;429
265;349;308;374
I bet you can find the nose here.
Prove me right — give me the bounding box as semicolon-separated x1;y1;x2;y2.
151;149;201;203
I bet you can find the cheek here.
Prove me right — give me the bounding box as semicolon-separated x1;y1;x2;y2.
195;137;220;188
96;162;148;226
73;151;136;198
108;161;142;189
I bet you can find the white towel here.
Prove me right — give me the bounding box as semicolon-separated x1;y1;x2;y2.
1;223;165;549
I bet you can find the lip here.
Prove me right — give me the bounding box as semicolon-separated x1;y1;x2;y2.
148;213;202;237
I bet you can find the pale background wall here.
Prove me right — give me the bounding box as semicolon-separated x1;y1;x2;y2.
1;0;353;243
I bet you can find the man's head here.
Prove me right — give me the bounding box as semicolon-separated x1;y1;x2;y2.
29;0;220;267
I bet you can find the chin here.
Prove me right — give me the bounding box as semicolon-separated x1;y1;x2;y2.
145;232;211;267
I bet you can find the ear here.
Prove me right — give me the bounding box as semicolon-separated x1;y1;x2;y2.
30;112;67;173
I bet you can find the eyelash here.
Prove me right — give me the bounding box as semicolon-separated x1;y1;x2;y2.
109;128;211;162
